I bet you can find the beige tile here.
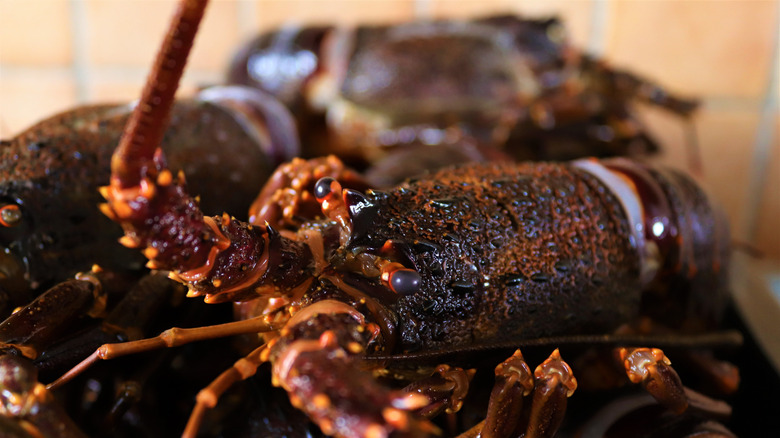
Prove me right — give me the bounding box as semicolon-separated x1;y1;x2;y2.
253;0;417;29
192;0;244;71
752;115;780;259
0;0;73;66
87;69;216;104
84;0;240;72
647;105;763;246
84;0;175;68
426;0;523;18
606;0;778;99
0;68;77;138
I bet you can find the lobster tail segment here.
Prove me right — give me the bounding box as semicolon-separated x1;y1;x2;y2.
572;157;730;330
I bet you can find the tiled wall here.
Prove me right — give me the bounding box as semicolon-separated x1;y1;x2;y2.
1;0;778;259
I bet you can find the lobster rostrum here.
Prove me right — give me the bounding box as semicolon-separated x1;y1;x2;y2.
43;1;741;437
227;13;699;174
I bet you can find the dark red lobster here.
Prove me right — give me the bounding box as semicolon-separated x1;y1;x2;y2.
227;12;699;175
39;1;738;437
0;86;299;320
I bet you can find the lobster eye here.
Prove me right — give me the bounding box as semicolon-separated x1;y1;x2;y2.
0;204;22;227
388;268;421;296
314;177;337;200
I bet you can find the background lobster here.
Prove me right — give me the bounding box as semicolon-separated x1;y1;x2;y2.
0;0;776;436
226;13;699;177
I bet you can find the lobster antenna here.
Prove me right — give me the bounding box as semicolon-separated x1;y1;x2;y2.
111;0;209;188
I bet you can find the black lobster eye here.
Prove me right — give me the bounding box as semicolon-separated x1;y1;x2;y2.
388;269;421;296
0;204;22;228
314;177;336;200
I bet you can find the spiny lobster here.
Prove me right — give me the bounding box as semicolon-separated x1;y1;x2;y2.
28;1;739;437
0;84;299;435
227;12;699;176
0;85;299;319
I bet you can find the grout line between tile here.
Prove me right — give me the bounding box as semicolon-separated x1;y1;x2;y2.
237;0;260;40
0;64;221;84
587;0;610;56
413;0;432;19
742;1;779;244
69;0;91;103
0;65;74;78
701;96;769;112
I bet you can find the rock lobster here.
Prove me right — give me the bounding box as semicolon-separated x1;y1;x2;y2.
227;12;699;175
0;85;299;319
36;1;739;437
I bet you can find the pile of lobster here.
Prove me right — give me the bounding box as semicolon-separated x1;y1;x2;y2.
0;0;749;437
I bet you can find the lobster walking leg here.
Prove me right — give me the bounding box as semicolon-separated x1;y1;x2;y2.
0;275;105;361
458;349;577;438
184;344;268;437
576;391;735;438
525;350;578;438
402;365;474;419
0;355;88;438
48;317;278;390
481;350;534;438
679;350;740;395
617;347;688;414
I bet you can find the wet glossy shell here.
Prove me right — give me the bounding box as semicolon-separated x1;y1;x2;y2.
352;162;641;351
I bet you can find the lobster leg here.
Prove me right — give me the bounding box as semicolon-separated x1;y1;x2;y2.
47;317;278;390
462;349;577;438
578;55;699;117
183;344;267;438
617;347;688;414
0;355;88;438
0;272;106;361
524;349;578;438
402;365;475;419
672;350;740;396
577;391;735;438
32;272;180;378
269;300;434;438
481;350;535;438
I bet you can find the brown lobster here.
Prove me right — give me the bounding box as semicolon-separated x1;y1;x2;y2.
227;12;699;178
38;1;739;437
0;83;300;435
0;85;300;319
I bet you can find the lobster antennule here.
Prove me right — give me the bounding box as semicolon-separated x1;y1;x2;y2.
111;0;209;188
